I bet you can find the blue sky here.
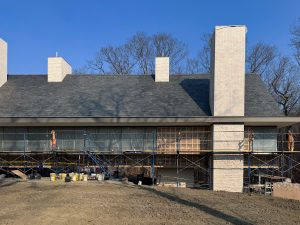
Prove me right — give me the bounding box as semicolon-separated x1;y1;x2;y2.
0;0;299;74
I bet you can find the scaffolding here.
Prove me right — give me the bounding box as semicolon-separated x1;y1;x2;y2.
0;129;299;190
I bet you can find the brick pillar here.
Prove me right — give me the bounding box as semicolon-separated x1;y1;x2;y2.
212;124;244;192
209;25;247;192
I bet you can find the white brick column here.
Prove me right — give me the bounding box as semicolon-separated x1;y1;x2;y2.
210;26;246;116
213;154;244;192
210;25;247;193
212;124;244;192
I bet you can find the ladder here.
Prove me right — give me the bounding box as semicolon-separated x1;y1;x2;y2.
82;132;111;176
82;149;110;176
264;182;272;195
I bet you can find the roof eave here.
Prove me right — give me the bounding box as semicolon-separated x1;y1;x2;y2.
0;116;298;127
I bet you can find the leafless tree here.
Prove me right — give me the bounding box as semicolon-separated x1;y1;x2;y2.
73;66;89;75
185;57;202;74
128;32;154;74
87;52;105;74
185;33;212;74
269;56;300;115
100;44;136;75
245;42;300;115
246;42;277;78
152;33;187;73
86;32;187;75
291;17;300;66
198;33;212;73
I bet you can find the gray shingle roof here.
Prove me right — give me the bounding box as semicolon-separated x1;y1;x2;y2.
245;74;283;117
0;74;282;117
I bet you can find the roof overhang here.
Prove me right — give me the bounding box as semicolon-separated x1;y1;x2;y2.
0;116;298;127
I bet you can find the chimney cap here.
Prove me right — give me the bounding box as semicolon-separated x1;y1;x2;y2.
215;25;247;33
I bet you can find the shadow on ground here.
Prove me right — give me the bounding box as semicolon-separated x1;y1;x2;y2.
0;178;19;188
139;185;253;225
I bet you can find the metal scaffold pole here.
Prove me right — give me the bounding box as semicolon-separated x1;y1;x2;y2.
247;152;251;187
23;133;26;174
176;132;181;188
280;152;285;180
208;153;212;190
151;131;155;186
0;129;299;189
78;153;81;174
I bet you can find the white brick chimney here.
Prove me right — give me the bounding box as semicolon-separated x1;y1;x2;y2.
210;26;247;193
155;57;169;82
48;57;72;82
210;25;246;116
0;39;8;87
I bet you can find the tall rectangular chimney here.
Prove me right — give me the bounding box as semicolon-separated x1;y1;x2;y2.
210;26;246;193
0;39;7;87
210;25;246;116
155;57;169;82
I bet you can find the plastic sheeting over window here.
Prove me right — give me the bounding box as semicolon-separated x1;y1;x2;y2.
244;127;277;152
0;127;156;153
86;127;156;153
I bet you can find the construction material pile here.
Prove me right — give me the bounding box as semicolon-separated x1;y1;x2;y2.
272;182;300;201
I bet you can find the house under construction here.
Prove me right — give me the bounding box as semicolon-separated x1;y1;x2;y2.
0;25;299;192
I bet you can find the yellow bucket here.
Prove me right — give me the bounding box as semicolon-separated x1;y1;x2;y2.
79;173;84;181
50;173;56;182
72;173;79;182
60;173;67;181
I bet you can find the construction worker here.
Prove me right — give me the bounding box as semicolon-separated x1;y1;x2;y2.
50;129;57;151
287;130;295;152
248;129;254;152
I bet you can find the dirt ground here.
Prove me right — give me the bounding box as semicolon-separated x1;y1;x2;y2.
0;179;300;225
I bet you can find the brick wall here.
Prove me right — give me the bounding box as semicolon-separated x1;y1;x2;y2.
212;154;244;192
212;124;244;192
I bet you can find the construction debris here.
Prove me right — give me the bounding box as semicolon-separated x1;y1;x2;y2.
272;182;300;201
11;170;27;180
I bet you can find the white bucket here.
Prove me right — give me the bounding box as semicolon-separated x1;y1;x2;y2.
97;173;104;181
83;174;88;182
